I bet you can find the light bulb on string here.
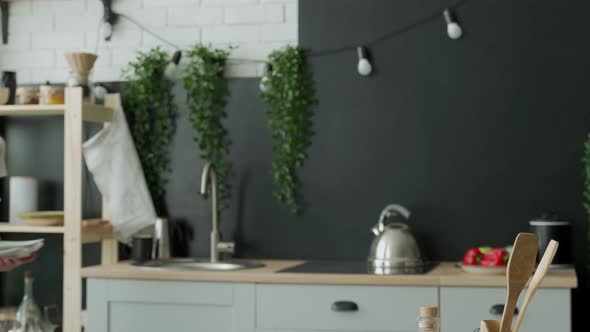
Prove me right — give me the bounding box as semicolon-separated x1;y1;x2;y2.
443;9;463;40
357;46;372;76
101;21;113;41
259;63;272;92
100;0;117;41
164;50;183;80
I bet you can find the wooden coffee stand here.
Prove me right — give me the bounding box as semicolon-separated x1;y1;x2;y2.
0;87;119;332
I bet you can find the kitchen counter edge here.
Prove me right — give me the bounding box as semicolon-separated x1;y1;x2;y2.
80;260;578;288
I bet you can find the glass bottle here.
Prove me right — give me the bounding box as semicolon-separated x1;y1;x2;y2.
417;306;439;332
12;271;45;332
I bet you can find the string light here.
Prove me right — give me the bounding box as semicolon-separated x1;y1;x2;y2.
164;50;183;80
96;0;472;79
259;63;272;92
100;0;117;41
356;47;372;76
443;9;463;40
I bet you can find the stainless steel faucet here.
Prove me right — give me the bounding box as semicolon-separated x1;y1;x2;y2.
200;162;235;262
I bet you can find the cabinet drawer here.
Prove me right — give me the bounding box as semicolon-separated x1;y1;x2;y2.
256;284;438;331
104;279;233;305
440;287;571;332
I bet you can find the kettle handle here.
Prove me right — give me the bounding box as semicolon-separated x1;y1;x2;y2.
372;204;411;235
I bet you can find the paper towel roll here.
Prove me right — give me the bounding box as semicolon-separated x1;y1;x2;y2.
9;176;38;224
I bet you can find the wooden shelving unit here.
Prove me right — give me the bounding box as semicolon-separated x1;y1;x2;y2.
0;88;119;332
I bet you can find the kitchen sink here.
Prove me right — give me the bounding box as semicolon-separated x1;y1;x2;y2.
131;258;265;271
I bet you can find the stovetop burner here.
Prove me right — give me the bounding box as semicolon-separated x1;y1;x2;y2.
278;260;438;275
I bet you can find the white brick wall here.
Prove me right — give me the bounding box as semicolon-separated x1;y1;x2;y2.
0;0;297;84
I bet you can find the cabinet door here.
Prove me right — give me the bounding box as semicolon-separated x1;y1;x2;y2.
256;284;438;332
440;287;570;332
87;279;254;332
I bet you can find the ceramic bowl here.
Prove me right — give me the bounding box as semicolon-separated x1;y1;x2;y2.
0;87;9;105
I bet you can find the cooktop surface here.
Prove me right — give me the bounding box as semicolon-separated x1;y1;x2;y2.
278;260;438;275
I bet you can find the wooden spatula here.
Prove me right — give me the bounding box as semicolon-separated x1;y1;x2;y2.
480;319;501;332
511;240;558;332
499;232;538;332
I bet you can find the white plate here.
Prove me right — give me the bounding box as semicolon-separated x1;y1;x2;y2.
0;239;44;258
460;263;507;275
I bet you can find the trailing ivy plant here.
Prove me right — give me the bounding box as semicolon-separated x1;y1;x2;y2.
183;44;233;212
260;46;317;215
583;134;590;272
122;47;177;216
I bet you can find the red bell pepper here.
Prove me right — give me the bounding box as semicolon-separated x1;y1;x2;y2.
480;248;509;266
463;247;482;265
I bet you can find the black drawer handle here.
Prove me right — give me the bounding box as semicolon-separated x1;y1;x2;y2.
490;304;519;316
331;301;359;312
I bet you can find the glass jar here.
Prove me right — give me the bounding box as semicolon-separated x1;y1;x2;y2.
12;271;45;332
417;306;439;332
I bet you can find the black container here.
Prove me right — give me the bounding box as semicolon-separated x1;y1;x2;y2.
529;213;572;267
1;71;16;104
131;235;154;262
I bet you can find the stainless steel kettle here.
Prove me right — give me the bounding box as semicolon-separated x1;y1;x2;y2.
368;204;422;272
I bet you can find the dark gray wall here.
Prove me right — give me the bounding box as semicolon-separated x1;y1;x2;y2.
1;0;589;328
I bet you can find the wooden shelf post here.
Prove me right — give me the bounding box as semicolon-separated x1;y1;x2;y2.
100;94;119;265
63;88;83;332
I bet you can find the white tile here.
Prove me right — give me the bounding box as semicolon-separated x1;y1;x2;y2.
224;4;283;24
31;68;69;84
285;3;297;23
202;25;259;43
224;62;261;77
142;27;200;48
0;33;32;51
16;69;33;84
9;15;53;32
168;6;223;26
228;42;283;60
32;32;86;49
92;29;142;47
264;4;284;23
143;0;199;7
112;48;142;65
8;1;33;16
32;0;87;15
93;65;124;82
112;0;142;11
55;15;101;32
117;9;168;30
202;0;258;6
260;22;296;42
0;50;55;69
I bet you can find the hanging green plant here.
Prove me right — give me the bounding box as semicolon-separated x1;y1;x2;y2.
183;44;233;211
260;45;317;215
583;134;590;272
122;47;177;216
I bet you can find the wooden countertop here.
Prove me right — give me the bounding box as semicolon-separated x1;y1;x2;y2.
80;260;578;288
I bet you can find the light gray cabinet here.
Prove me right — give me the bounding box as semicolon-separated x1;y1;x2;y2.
256;284;438;331
86;280;571;332
86;279;255;332
440;287;571;332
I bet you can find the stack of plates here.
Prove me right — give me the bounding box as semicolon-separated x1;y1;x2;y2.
19;211;64;226
0;239;44;258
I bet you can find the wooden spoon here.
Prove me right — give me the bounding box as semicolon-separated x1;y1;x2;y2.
499;233;538;332
511;240;558;332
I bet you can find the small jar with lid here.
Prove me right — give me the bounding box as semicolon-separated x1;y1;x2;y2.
417;306;439;332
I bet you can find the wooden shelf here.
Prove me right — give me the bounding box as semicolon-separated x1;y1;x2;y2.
0;223;65;233
0;103;113;122
0;104;65;115
0;220;113;244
